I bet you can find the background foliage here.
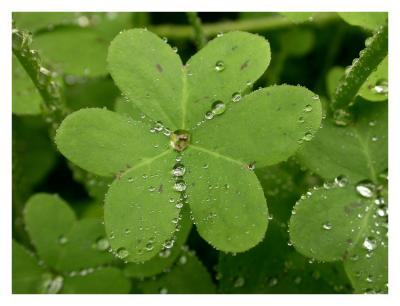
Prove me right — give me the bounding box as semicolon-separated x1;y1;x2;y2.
12;12;388;294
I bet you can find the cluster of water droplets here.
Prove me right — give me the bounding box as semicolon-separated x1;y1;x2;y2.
149;120;171;137
12;26;66;129
296;95;320;144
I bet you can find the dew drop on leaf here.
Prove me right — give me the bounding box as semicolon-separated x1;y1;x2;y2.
231;92;242;102
173;180;187;192
117;247;129;259
160;287;168;294
205;111;214;120
303;131;313;141
356;180;376;198
214;60;225;72
58;235;68;245
163;238;175;249
303;104;313;112
170;130;190;151
211;100;226;115
145;242;154;251
334;175;348;187
42;275;64;294
362;236;377;251
372;79;388;95
322;222;332;230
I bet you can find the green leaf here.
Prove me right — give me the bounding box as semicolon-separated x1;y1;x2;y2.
107;28;184;129
338;13;387;31
289;185;387;292
13;12;77;31
218;222;350;293
184;31;271;128
358;56;388;102
138;249;216;294
193;85;322;168
184;147;268;252
61;267;131;294
24;193;76;269
326;66;345;100
12;55;42;115
56;219;116;272
12;240;47;293
297;101;387;182
104;151;180;263
124;205;192;278
55;108;168;177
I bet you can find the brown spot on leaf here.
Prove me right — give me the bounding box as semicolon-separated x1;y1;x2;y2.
156;64;163;73
240;60;249;70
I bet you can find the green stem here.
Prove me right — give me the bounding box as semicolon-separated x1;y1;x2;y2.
12;27;69;135
150;13;339;40
331;22;388;111
186;12;207;49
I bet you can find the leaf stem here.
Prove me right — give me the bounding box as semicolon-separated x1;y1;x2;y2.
331;22;388;111
150;13;339;40
186;12;207;49
12;27;69;134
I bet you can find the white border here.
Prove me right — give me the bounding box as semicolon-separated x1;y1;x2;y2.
1;1;399;306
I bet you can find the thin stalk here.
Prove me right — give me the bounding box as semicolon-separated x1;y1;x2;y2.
331;22;388;111
12;27;69;135
150;13;339;41
186;12;207;49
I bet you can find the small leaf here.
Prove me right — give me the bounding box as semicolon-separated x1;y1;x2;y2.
124;205;192;278
104;151;180;263
61;267;131;294
138;249;216;294
184;31;271;128
12;55;42;115
24;193;76;269
297;102;387;182
55;108;168;177
108;28;184;129
184;147;268;252
338;13;387;31
193;85;322;168
12;240;47;293
289;185;387;292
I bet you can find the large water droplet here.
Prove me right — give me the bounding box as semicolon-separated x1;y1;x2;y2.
215;60;225;72
170;130;190;151
363;236;377;251
172;163;186;177
356;180;376;198
173;180;187;192
211;100;226;115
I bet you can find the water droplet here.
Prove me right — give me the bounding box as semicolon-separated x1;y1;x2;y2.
58;235;68;245
302;131;313;141
217;32;224;37
173;180;187;192
172;46;178;53
234;276;245;288
163;238;175;249
170;130;190;151
178;255;187;265
334;175;348;187
117;247;129;259
333;109;352;126
215;60;225;72
371;135;378;142
211;100;226;115
159;248;171;258
356;180;376;198
145;242;154;251
172;163;186;177
363;236;377;251
42;275;64;294
247;162;256;171
153;121;164;132
205;111;214;120
268;277;278;287
162;36;168;43
298;116;305;123
175;201;184;209
95;237;110;251
373;79;388;95
322;222;332;230
304;104;313;112
160;287;168;294
232;92;242;102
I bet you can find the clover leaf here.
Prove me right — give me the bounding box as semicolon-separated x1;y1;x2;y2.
55;29;322;263
13;193;131;293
